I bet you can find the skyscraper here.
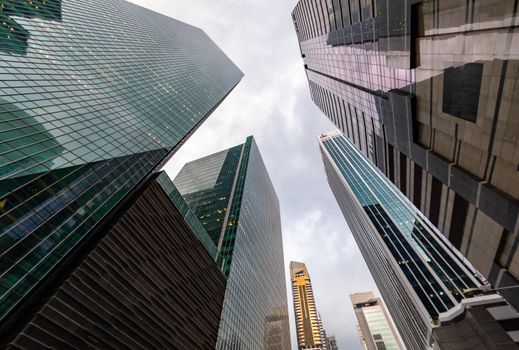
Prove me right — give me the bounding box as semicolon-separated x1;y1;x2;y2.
290;261;327;349
173;136;291;349
3;171;227;349
0;0;242;329
326;335;339;350
292;0;519;308
350;292;403;350
319;131;519;349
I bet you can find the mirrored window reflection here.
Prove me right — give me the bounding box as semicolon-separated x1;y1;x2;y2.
0;0;242;323
0;0;62;55
322;134;487;320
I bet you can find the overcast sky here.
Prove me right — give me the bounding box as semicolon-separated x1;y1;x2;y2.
128;1;379;348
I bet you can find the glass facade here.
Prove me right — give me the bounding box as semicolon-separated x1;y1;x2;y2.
174;143;244;275
174;136;291;349
292;0;519;309
319;131;488;349
4;170;228;349
155;171;223;266
350;292;403;350
0;0;242;323
363;305;399;349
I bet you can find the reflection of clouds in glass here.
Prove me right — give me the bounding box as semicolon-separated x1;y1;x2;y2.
0;97;65;178
264;307;291;349
0;0;61;55
0;0;244;327
0;12;30;54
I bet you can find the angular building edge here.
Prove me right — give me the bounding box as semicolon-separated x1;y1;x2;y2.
0;79;242;342
2;171;227;349
173;136;291;349
318;131;519;349
0;0;243;329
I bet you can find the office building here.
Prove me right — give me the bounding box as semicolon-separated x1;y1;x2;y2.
326;335;339;350
3;172;227;349
319;131;519;349
292;0;519;308
174;136;291;349
0;0;242;332
350;292;403;350
290;261;327;349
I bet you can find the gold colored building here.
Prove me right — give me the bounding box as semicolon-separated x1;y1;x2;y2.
290;261;326;350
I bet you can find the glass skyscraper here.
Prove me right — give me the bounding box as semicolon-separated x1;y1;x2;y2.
319;131;519;349
173;136;291;349
0;0;242;326
292;0;519;309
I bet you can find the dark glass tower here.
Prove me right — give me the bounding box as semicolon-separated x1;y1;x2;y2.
319;131;519;349
0;0;242;326
292;0;519;308
3;171;228;349
173;136;291;349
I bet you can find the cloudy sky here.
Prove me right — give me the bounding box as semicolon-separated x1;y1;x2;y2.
128;0;379;348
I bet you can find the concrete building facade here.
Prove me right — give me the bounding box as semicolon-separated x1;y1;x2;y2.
292;0;519;309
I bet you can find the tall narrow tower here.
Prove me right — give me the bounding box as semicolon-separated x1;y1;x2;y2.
174;136;291;349
290;261;327;349
319;131;519;349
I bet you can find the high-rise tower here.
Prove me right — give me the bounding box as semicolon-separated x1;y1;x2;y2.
350;292;403;350
290;261;327;350
319;131;519;349
326;335;339;350
292;0;519;309
0;0;242;329
173;136;291;349
3;171;227;349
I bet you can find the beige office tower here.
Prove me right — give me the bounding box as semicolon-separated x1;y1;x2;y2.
326;335;339;350
290;261;327;349
350;292;403;350
292;0;519;311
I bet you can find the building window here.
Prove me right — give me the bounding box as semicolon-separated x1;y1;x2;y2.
449;194;469;249
413;163;422;209
442;63;483;122
387;144;395;183
400;152;407;195
429;176;442;226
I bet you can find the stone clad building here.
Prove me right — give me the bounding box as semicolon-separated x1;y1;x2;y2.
292;0;519;308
